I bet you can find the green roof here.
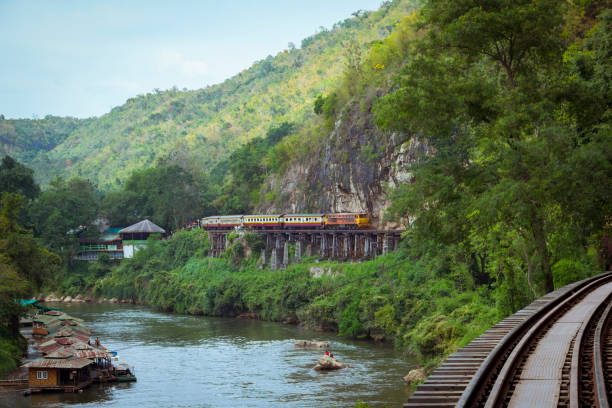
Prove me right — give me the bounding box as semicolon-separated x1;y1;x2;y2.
105;227;123;234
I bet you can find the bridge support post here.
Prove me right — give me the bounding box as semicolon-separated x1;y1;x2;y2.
270;234;281;270
282;240;289;268
259;249;267;269
320;234;327;259
295;240;302;262
210;232;228;257
208;232;215;256
331;233;337;259
270;248;277;270
382;234;389;256
343;235;349;259
266;233;272;249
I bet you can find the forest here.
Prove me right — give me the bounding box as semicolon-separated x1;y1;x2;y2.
1;0;611;378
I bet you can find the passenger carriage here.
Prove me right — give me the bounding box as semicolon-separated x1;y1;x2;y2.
200;215;242;230
281;214;324;229
242;215;282;230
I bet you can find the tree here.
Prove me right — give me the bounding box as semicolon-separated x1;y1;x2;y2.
28;178;99;258
375;1;611;298
0;264;30;337
0;192;60;340
0;156;40;200
0;193;61;304
265;122;295;146
101;190;140;227
122;165;201;231
423;0;564;89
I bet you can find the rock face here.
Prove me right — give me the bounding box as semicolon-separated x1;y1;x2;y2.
294;341;329;348
403;368;427;384
313;355;348;371
257;102;433;229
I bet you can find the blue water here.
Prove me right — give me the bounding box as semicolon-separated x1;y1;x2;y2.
1;303;415;407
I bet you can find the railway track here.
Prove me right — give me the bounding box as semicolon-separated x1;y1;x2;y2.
405;272;612;408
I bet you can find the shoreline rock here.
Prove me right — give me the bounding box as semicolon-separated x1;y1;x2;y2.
403;368;427;384
294;340;329;348
313;355;348;371
39;294;138;305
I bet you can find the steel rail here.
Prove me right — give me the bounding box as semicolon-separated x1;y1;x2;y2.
456;271;612;408
569;290;612;407
482;273;612;408
594;299;612;408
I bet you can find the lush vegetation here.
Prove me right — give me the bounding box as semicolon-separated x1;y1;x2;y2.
371;0;612;309
0;115;86;159
6;1;419;191
0;158;61;376
1;0;610;380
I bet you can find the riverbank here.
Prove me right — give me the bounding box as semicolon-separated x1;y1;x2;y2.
42;230;502;373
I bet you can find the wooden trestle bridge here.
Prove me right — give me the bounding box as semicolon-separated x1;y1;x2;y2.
207;229;403;269
405;271;612;408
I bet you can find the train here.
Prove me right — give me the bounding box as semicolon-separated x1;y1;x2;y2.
200;213;370;230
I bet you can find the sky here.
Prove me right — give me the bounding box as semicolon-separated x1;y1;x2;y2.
0;0;384;119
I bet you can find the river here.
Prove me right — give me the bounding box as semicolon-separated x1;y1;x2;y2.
1;303;415;407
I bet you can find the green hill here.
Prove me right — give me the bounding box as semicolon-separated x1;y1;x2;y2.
3;0;418;190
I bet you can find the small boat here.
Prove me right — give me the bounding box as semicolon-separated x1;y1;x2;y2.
113;362;137;382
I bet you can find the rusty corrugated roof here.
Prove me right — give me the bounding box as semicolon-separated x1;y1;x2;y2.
72;350;111;359
45;349;74;359
25;357;93;369
44;310;63;316
33;315;59;324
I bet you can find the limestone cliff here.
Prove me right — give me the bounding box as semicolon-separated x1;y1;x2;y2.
257;101;432;228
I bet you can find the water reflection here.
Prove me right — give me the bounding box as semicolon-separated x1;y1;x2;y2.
1;303;415;407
